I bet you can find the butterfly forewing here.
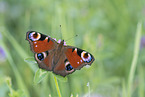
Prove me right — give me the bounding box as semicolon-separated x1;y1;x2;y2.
26;31;58;53
65;47;95;70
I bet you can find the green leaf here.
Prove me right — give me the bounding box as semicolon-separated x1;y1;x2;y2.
24;57;38;71
24;57;36;64
33;69;48;85
52;73;68;82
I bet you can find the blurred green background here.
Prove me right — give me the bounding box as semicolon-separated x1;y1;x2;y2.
0;0;145;97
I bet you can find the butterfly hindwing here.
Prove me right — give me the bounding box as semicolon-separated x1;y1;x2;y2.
53;53;75;77
34;50;55;71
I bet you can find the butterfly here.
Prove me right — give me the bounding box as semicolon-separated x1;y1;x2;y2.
26;31;95;77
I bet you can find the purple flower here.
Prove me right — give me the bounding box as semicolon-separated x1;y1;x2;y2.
0;32;2;39
0;32;6;62
0;47;6;62
140;36;145;49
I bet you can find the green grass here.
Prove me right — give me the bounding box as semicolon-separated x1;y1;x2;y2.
127;22;142;97
0;0;145;97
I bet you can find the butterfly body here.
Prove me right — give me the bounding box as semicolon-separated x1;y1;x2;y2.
26;31;95;77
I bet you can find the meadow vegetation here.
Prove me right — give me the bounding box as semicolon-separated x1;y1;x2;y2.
0;0;145;97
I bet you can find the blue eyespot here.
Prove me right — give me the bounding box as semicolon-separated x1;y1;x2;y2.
37;53;44;61
28;32;41;41
28;33;32;39
65;64;73;71
81;51;92;63
87;56;92;62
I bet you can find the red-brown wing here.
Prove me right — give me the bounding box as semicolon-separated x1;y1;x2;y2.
53;53;75;77
34;50;55;71
26;31;58;53
65;47;95;70
26;31;58;71
53;47;95;77
26;31;95;77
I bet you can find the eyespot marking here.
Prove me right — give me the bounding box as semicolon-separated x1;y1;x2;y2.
33;33;38;38
64;59;74;72
84;52;89;58
28;32;41;41
37;53;44;61
65;64;73;71
36;52;47;61
81;51;92;63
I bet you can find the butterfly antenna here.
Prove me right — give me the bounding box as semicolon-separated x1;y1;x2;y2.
59;25;62;40
59;25;78;42
65;34;78;42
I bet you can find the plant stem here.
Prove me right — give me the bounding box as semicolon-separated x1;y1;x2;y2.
54;76;62;97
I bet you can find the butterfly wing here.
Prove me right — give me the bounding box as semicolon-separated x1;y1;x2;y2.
53;46;95;77
26;31;95;76
26;31;58;71
34;50;56;71
26;31;58;53
65;46;95;69
53;53;75;77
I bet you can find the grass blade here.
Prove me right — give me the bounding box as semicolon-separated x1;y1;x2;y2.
127;22;142;97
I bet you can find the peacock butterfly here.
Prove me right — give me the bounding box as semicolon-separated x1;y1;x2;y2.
26;31;95;77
